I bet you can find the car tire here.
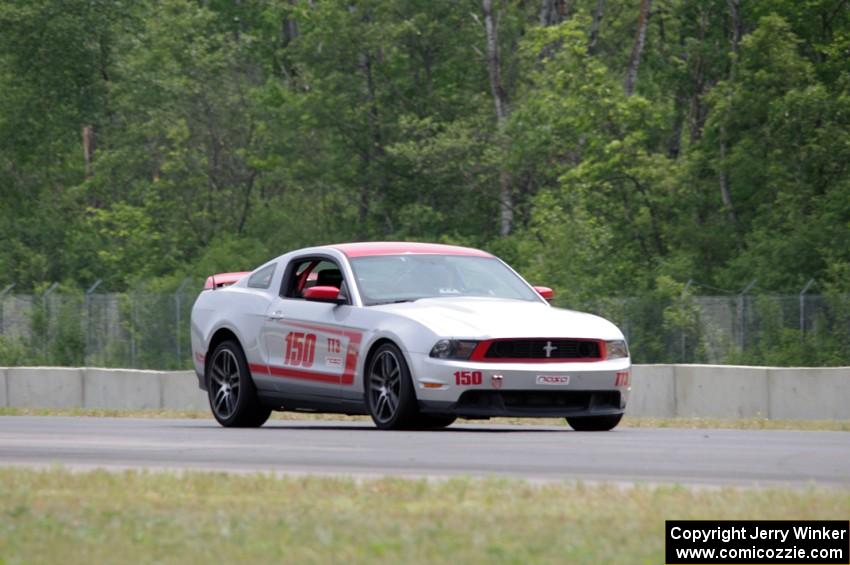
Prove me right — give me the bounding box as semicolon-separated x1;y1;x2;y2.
566;413;623;431
412;414;457;429
365;343;419;430
207;340;271;428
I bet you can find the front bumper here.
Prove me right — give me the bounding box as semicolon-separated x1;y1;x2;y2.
420;389;623;418
408;352;631;418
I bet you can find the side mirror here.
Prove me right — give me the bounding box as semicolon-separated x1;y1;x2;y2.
533;286;554;301
303;286;345;304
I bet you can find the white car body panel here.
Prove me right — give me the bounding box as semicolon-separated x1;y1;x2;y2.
191;243;631;419
369;298;623;347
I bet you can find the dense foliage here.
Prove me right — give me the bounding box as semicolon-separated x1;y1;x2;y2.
1;1;848;303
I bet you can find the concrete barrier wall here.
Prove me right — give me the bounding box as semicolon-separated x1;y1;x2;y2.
7;367;84;409
768;367;850;420
674;365;771;419
2;367;206;412
628;364;850;420
0;365;848;420
85;368;160;410
161;371;209;411
628;365;676;418
0;367;7;407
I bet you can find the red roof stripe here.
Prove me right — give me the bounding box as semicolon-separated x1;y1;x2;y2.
331;242;492;258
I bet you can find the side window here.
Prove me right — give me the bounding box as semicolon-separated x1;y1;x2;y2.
247;263;276;289
304;261;343;292
282;257;350;303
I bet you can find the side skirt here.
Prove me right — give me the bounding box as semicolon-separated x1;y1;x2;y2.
257;390;369;416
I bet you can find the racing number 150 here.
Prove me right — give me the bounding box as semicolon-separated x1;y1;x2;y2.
284;332;316;367
454;370;482;385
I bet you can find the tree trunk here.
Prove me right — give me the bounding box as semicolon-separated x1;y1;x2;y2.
668;32;687;158
357;50;387;239
278;1;300;81
83;125;95;178
358;156;370;239
482;0;513;236
668;92;685;158
483;0;508;124
624;0;652;96
718;0;742;244
588;0;605;55
539;0;570;58
540;0;569;27
728;0;743;56
688;7;708;144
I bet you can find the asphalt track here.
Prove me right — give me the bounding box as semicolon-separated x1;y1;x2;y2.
0;416;848;487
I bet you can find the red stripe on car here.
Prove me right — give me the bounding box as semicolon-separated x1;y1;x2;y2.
332;241;492;258
468;338;605;363
252;320;364;386
250;363;340;384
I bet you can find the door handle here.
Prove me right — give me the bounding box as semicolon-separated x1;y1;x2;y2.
267;310;284;321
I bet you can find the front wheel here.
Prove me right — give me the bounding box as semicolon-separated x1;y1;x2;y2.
207;340;271;428
566;413;623;432
365;343;419;430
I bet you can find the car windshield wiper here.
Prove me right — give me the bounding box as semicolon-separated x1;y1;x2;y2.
369;298;419;305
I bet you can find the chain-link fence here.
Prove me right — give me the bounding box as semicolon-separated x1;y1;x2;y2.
1;289;849;368
582;293;850;366
0;286;199;370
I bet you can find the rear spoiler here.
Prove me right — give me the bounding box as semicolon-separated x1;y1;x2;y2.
203;271;250;290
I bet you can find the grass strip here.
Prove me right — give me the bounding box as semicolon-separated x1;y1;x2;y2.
0;467;848;565
1;407;848;431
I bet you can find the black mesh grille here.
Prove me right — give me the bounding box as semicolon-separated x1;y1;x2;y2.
455;390;620;413
483;339;601;360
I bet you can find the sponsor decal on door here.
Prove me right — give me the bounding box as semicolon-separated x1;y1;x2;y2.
255;321;362;386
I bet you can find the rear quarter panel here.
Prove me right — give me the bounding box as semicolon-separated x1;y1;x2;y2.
191;287;275;382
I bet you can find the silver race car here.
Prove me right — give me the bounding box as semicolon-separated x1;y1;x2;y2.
191;242;631;430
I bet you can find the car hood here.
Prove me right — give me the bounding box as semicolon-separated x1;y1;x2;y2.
370;297;624;340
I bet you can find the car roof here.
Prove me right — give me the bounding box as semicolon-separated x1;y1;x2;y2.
329;241;493;258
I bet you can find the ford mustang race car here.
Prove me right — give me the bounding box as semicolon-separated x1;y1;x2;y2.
191;242;631;430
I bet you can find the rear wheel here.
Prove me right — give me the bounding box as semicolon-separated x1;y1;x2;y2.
207;340;271;427
566;413;623;431
365;343;418;430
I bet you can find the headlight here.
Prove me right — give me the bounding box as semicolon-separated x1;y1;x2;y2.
429;339;479;360
605;340;629;360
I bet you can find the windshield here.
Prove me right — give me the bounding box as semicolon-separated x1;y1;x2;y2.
349;255;541;305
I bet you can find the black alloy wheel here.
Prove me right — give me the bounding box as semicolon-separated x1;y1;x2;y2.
365;343;418;430
207;340;271;427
